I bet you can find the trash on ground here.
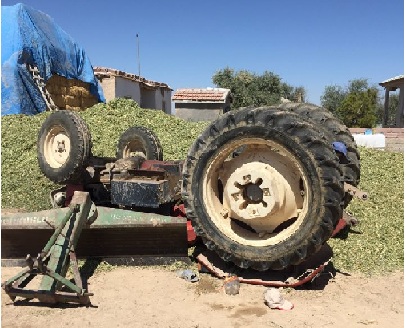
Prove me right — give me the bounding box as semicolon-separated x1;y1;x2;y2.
176;269;199;282
223;275;240;295
264;287;294;310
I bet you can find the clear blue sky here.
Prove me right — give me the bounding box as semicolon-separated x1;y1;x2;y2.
2;0;404;104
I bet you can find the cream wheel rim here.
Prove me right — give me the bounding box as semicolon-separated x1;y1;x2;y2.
44;126;71;168
202;137;310;247
122;140;146;158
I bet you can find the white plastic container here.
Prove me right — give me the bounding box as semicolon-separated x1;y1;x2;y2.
352;134;386;149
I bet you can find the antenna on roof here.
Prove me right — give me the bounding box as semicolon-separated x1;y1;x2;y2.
136;33;141;77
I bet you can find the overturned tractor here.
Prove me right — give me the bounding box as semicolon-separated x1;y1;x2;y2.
2;104;366;304
40;104;361;268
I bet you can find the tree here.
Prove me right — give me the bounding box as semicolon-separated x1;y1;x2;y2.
320;85;346;116
336;88;378;128
320;79;379;127
212;68;306;109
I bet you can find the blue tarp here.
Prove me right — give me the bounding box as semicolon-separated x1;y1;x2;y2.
1;3;105;115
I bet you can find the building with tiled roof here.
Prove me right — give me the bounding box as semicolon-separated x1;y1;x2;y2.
94;67;172;114
172;88;232;121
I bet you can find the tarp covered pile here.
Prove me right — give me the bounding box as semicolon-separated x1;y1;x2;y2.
1;3;104;115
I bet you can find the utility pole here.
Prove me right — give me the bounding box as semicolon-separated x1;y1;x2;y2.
136;33;141;77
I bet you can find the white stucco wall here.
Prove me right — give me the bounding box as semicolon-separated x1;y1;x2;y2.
175;108;222;122
98;77;116;102
154;89;172;114
114;77;141;104
98;75;171;113
98;76;141;104
141;88;172;114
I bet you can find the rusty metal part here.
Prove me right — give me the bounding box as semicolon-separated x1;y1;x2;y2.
49;186;67;208
342;211;359;226
196;245;332;288
2;192;94;305
344;182;368;200
331;211;358;239
114;156;145;171
331;212;359;239
331;217;348;238
86;158;183;208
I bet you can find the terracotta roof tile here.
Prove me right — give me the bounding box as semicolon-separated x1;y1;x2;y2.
172;88;231;102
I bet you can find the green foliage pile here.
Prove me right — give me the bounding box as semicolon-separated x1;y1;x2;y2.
1;100;404;274
2;112;58;212
329;148;404;274
80;99;208;159
1;98;208;211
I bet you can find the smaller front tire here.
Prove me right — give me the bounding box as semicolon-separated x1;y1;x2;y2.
116;126;163;160
37;110;91;184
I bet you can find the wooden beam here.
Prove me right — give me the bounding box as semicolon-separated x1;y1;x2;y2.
383;88;390;127
396;86;404;127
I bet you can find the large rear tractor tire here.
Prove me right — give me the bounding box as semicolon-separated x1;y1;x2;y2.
37;110;92;184
182;107;344;271
116;126;163;161
277;102;360;207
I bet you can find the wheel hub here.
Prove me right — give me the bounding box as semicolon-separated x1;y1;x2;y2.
51;134;70;165
56;140;66;153
44;127;71;168
243;182;263;203
123;140;146;159
218;146;303;234
223;163;283;221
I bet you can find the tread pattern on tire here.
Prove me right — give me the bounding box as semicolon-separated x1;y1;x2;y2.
116;126;163;161
276;103;360;207
76;115;93;162
37;110;91;184
182;107;344;271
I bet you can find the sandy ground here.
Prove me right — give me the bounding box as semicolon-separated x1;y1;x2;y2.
1;264;403;328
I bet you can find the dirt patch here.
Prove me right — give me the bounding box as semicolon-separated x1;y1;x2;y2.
195;274;221;295
1;266;403;328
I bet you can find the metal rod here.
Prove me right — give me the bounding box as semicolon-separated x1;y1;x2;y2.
5;288;93;305
44;267;84;295
136;33;141;76
40;205;78;257
3;267;31;286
